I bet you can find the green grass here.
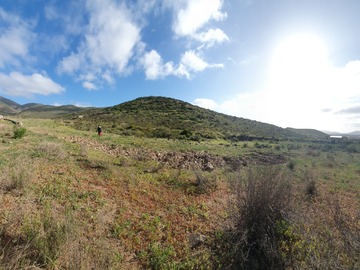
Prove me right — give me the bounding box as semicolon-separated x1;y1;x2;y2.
0;118;359;269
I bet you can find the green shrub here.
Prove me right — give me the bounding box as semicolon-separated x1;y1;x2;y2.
287;160;295;171
13;127;27;139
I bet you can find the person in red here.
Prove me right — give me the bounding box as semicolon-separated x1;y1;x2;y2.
97;125;102;136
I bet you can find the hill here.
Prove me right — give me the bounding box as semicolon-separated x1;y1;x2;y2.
285;128;328;139
1;95;327;141
67;96;310;141
0;96;89;118
0;96;21;114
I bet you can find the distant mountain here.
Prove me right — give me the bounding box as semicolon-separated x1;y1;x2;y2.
0;96;21;114
66;96;317;141
285;128;328;139
0;96;90;118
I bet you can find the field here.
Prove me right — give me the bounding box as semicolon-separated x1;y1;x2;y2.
0;118;359;269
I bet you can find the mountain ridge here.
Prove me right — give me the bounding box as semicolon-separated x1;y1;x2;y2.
0;95;330;140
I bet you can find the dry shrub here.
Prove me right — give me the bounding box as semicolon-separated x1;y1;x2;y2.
0;156;33;192
222;165;292;270
35;141;67;160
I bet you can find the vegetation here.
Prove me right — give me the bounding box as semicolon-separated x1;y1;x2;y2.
13;126;27;139
0;97;359;269
62;96;321;141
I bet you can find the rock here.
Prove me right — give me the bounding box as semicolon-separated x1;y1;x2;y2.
203;162;214;172
188;233;206;249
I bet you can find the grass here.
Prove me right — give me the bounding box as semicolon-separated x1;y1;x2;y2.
0;118;359;269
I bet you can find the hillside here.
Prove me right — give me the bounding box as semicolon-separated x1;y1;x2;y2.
66;96;308;141
1;95;327;141
0;96;21;114
0;96;89;118
285;128;328;139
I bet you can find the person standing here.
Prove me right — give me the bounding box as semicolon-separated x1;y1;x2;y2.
97;125;102;136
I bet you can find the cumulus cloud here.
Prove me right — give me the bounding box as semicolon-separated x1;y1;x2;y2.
0;72;64;98
0;8;35;67
181;50;223;72
58;0;141;82
173;0;227;36
141;50;223;80
141;50;174;80
194;28;229;46
171;0;228;46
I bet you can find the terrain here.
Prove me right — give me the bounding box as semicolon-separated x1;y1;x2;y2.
0;97;359;269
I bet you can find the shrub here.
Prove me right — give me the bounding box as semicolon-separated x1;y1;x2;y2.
305;179;317;199
231;166;292;269
287;160;295;171
34;141;67;160
13;126;27;139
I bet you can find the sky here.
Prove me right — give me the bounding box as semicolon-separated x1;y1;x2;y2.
1;0;360;133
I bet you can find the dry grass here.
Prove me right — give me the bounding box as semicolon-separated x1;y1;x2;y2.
0;119;359;269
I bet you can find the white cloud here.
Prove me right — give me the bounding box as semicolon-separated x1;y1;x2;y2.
181;50;223;72
173;0;227;36
0;72;65;98
192;98;219;110
82;81;97;90
58;0;141;83
142;50;172;80
0;8;34;67
171;0;228;46
58;53;82;74
141;50;223;80
194;28;229;46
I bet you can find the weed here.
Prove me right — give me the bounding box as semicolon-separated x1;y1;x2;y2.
13;126;27;139
147;242;176;270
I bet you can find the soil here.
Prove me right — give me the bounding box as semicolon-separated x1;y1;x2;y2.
66;136;287;171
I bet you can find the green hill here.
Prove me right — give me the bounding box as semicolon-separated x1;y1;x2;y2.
67;96;306;141
0;96;21;114
285;128;328;139
0;96;89;118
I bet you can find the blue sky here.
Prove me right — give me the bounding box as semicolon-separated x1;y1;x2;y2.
1;0;360;132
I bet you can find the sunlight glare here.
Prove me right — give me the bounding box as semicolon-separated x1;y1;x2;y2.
265;33;333;129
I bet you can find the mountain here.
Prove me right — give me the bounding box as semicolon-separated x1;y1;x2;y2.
0;96;21;114
67;96;314;141
0;96;90;118
347;131;360;136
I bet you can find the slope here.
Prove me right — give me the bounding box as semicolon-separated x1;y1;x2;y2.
68;96;306;140
285;128;328;139
0;96;21;114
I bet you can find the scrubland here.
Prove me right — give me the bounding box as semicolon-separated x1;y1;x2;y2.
0;119;359;269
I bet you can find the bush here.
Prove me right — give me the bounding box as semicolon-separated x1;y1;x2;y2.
13;126;26;139
231;166;292;269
